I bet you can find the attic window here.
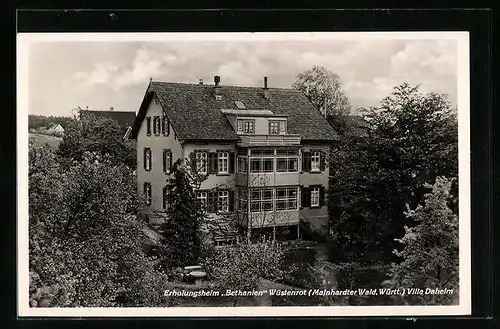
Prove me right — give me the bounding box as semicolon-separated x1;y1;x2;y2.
234;101;246;109
215;94;223;101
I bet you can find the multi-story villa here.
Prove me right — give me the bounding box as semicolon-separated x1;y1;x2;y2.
130;76;338;241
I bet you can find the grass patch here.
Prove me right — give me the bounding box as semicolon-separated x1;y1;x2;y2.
29;133;62;149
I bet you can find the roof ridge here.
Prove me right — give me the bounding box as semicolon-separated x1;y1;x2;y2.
151;80;301;92
83;110;136;113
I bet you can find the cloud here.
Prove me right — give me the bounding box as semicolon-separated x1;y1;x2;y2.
73;62;119;86
32;38;458;116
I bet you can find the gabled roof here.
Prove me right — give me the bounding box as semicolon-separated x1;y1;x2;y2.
130;81;338;141
81;110;137;130
48;123;64;131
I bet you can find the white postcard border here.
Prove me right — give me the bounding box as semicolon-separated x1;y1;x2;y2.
17;31;471;317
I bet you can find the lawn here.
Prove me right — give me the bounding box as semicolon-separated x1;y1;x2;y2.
29;133;62;149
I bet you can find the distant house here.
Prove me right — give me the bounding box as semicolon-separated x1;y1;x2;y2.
47;123;65;134
80;107;137;139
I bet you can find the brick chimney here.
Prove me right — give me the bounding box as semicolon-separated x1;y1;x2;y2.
263;76;269;100
199;78;203;85
214;75;221;95
110;106;114;111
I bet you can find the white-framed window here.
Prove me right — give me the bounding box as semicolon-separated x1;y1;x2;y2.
237;120;243;131
153;116;161;135
218;190;229;212
249;157;274;173
196;151;208;174
163;149;172;174
275;187;298;210
144;182;152;206
237;156;247;173
311;151;321;172
196;191;207;211
236;187;248;211
269;121;280;134
250;149;275;156
276;157;298;172
144;148;152;171
276;149;299;156
161;116;170;136
250;188;273;213
244;120;254;133
311;186;320;207
218;151;229;174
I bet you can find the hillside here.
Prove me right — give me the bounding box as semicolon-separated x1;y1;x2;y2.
29;133;63;149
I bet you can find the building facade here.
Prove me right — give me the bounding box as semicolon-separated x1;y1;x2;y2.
130;76;338;240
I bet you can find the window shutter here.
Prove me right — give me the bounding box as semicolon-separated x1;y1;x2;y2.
208;191;217;213
208;152;217;174
320;151;326;171
189;152;197;171
300;187;305;209
166;118;170;136
319;186;325;207
169;151;173;173
146;117;151;136
228;190;234;212
229;152;235;173
161;117;165;135
301;187;310;208
143;149;147;170
162;149;166;172
302;151;311;172
148;149;152;171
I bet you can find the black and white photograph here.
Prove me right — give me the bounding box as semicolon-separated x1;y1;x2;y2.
17;32;470;317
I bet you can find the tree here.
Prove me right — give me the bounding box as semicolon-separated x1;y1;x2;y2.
389;176;459;305
57;113;136;168
160;160;203;269
293;66;352;118
29;146;169;307
28;114;72;130
328;83;458;263
204;240;288;306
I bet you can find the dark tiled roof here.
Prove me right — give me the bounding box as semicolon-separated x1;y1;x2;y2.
344;115;371;137
131;81;338;141
81;110;136;130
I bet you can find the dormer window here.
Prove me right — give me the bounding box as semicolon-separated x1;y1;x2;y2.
237;119;255;134
269;121;280;134
234;101;246;109
215;94;223;101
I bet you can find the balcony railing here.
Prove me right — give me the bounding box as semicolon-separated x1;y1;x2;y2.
238;134;301;147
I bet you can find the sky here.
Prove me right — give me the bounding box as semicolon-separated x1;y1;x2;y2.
26;35;458;117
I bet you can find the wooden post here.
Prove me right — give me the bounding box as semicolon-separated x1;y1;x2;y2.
297;224;300;240
272;226;276;242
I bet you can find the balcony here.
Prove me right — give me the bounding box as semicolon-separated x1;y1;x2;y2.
238;134;301;147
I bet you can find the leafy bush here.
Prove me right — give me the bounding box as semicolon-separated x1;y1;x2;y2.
389;176;459;305
204;240;288;306
29;146;168;307
329;83;458;263
58;115;136;168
